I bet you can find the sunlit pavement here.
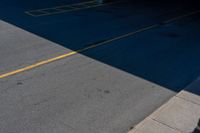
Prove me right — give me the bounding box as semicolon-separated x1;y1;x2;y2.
0;0;200;133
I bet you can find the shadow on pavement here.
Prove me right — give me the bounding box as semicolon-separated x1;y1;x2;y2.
192;119;200;133
1;0;200;95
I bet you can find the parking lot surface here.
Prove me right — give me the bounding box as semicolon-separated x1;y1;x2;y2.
0;0;200;133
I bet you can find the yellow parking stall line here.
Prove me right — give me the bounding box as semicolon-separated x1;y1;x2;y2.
163;10;200;23
0;24;158;79
25;1;123;17
1;10;200;79
25;10;48;17
27;0;95;13
0;51;77;79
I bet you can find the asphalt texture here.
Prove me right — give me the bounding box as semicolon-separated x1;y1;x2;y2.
0;0;200;133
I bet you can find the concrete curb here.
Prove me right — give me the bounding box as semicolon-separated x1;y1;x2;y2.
128;90;200;133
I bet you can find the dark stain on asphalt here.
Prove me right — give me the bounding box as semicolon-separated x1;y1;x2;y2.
129;126;134;131
104;90;110;94
97;89;110;94
17;81;23;85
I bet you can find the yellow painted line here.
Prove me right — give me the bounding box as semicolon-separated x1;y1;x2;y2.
25;10;48;17
25;1;123;17
163;10;200;23
0;24;158;79
27;0;95;12
25;0;96;17
1;10;200;79
0;51;77;79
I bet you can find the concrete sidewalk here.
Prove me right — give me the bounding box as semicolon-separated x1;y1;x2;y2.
128;90;200;133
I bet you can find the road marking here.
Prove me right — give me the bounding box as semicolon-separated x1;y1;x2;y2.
0;52;77;79
25;0;123;17
163;10;200;23
0;10;200;79
0;24;157;79
28;0;95;12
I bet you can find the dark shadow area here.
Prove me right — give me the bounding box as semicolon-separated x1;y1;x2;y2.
1;0;200;94
192;119;200;133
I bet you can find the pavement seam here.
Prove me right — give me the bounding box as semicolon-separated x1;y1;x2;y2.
128;91;200;133
149;96;184;133
150;117;182;133
175;95;200;106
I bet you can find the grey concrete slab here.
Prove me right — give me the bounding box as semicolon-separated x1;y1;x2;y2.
0;20;70;74
129;91;200;133
129;118;180;133
152;96;200;133
177;91;200;105
0;53;175;133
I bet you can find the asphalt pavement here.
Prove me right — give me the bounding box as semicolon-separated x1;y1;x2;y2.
0;0;200;133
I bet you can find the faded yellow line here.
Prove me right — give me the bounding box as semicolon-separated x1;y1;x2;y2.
163;10;200;23
0;24;158;79
27;0;95;12
1;10;200;79
25;1;122;17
